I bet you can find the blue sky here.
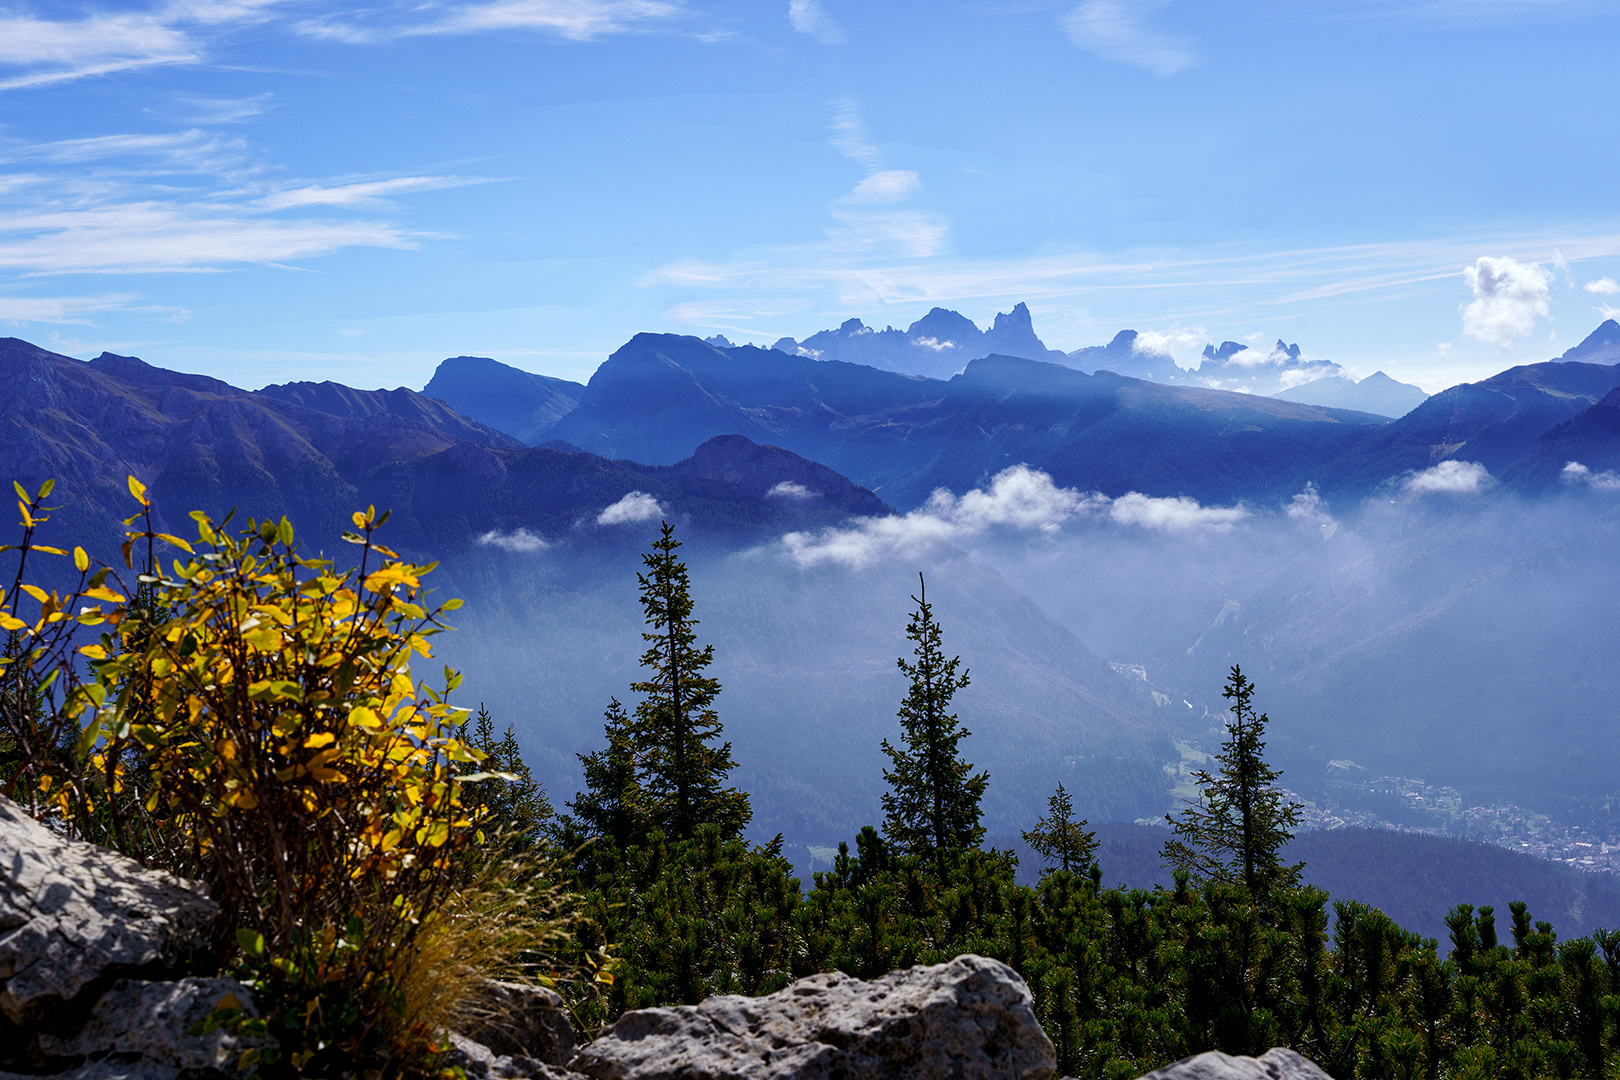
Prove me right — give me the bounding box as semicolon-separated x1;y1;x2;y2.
1;0;1618;392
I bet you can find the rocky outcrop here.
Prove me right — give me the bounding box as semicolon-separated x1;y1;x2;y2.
1138;1048;1333;1080
0;798;217;1028
465;980;576;1064
572;954;1055;1080
35;976;269;1072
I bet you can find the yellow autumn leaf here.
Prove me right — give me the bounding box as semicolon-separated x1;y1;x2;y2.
73;547;89;571
303;732;336;749
21;584;48;603
127;475;150;507
363;565;419;592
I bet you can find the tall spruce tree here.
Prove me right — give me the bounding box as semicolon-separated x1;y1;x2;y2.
1023;783;1098;875
1162;665;1302;896
881;574;988;860
630;522;750;841
563;698;648;851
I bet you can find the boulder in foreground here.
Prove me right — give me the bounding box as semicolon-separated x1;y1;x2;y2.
1139;1048;1333;1080
571;953;1055;1080
0;796;216;1027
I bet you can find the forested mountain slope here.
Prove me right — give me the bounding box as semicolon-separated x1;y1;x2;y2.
0;337;888;565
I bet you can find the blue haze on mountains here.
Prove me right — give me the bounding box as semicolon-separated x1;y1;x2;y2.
2;316;1620;875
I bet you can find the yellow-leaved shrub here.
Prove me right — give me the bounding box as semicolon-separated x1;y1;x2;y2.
0;478;515;1076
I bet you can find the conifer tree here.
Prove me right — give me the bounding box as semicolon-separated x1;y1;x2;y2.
630;522;750;841
1023;783;1098;875
1162;665;1302;896
881;573;987;860
564;698;647;851
463;703;554;856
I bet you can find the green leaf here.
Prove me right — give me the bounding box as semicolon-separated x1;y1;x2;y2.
236;928;266;958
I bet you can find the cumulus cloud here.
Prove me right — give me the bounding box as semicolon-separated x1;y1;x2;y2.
782;465;1246;567
477;527;549;552
1561;461;1620;491
767;481;814;499
1063;0;1196;77
787;0;842;44
1104;492;1247;530
1403;460;1491;496
1132;328;1206;366
598;491;663;525
1461;256;1551;347
1585;277;1619;295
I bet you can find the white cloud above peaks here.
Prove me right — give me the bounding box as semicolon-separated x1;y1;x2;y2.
1585;277;1619;295
1063;0;1196;78
1460;255;1551;347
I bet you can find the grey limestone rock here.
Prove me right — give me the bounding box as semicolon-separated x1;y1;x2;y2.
36;976;270;1070
445;1031;582;1080
0;1062;182;1080
571;954;1055;1080
0;796;217;1025
464;980;577;1064
1137;1048;1334;1080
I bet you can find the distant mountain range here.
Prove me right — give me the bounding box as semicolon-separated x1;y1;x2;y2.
739;303;1432;417
428;319;1620;508
753;301;1070;380
1274;371;1430;419
543;334;1389;508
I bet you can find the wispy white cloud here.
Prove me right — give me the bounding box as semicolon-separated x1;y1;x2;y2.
258;175;494;211
844;170;921;204
1403;460;1491;496
767;481;815;499
1461;255;1551;347
477;527;550;552
788;0;843;44
828;97;882;171
0;0;291;90
0;203;418;275
782;465;1246;568
1063;0;1197;77
0;121;479;275
0;293;141;323
1584;276;1619;295
300;0;682;43
598;491;663;524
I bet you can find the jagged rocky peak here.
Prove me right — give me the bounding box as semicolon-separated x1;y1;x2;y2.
907;305;981;348
766;301;1067;378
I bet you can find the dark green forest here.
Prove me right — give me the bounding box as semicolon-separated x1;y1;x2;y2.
492;522;1620;1080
